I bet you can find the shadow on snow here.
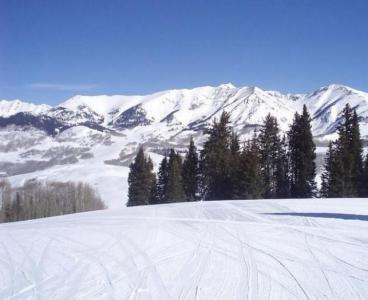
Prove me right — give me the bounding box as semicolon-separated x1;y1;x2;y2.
264;212;368;221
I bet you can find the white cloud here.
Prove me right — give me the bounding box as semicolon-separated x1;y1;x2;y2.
27;83;100;91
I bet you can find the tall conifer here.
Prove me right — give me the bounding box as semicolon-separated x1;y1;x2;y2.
182;138;199;201
200;111;233;200
275;136;291;198
157;156;169;203
288;105;316;198
322;104;363;197
236;136;263;199
127;147;154;206
229;131;241;198
166;149;185;202
258;114;283;198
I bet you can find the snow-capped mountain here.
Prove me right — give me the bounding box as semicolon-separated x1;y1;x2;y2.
303;84;368;137
1;84;368;139
0;99;50;117
1;83;368;207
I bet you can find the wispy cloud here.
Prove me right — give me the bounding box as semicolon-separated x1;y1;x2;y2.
27;82;100;91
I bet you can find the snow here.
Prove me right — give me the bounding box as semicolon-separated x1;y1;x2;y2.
60;85;299;132
301;84;368;137
2;83;368;139
1;198;368;299
0;99;50;117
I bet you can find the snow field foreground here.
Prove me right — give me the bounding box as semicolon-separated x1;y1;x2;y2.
1;198;368;299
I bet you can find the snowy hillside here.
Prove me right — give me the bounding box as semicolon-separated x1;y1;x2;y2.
1;83;368;207
1;198;368;299
304;84;368;138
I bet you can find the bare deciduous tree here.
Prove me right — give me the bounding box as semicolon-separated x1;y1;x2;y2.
0;180;106;223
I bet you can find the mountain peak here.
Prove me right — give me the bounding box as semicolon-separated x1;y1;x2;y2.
319;84;354;93
0;99;50;117
218;83;236;89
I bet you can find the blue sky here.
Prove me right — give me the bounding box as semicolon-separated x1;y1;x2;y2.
1;0;368;105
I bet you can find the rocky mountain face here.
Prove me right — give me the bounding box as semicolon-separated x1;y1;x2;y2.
1;83;367;207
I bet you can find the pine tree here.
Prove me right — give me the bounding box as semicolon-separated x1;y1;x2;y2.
182;138;199;201
229;131;241;198
321;142;346;197
338;104;358;196
288;105;316;198
321;105;363;197
127;147;154;206
258;114;284;198
149;174;159;204
230;130;241;154
157;156;169;203
275;136;291;198
321;142;333;197
236;136;264;199
200;111;233;200
166;149;185;202
351;110;364;196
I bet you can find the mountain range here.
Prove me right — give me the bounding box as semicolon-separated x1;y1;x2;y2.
1;83;368;207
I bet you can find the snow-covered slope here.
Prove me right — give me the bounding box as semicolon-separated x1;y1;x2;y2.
1;198;368;299
303;84;368;138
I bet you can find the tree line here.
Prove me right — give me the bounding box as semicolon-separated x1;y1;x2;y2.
127;104;368;206
321;104;368;197
0;180;105;222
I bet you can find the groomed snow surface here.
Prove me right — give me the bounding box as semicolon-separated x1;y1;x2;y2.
1;198;368;299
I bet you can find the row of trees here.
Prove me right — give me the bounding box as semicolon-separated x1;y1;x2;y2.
127;104;368;206
0;180;105;222
127;142;199;206
321;105;368;197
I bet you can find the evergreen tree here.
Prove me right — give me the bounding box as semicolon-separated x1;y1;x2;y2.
127;147;154;206
321;142;333;197
230;130;241;154
321;142;340;197
229;131;242;198
321;105;363;197
149;175;159;204
166;149;185;202
258;114;284;198
351;110;364;195
338;104;360;196
200;111;233;200
157;156;169;203
275;136;291;198
288;105;316;198
236;136;264;199
182;138;199;201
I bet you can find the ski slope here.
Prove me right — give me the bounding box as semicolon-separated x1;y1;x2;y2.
1;198;368;299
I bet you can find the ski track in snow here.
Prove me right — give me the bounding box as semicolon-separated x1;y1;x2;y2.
1;198;368;300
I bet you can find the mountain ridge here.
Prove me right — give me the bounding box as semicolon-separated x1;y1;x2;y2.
1;83;368;139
